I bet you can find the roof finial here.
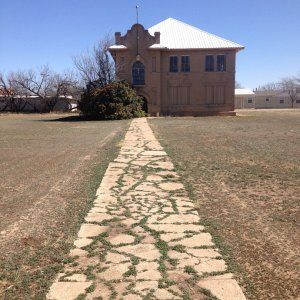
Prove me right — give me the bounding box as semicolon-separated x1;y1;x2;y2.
136;5;139;24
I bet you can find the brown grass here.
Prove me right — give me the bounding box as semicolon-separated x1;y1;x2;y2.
0;113;130;299
149;109;300;300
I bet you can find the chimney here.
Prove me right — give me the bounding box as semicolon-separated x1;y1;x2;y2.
115;32;121;44
154;32;160;44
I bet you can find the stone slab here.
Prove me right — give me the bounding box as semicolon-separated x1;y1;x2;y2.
47;282;91;300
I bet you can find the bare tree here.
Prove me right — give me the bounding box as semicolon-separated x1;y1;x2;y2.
11;66;79;111
48;71;80;110
73;34;116;87
0;72;13;111
257;81;280;91
13;66;54;97
279;77;299;108
235;81;243;89
0;72;29;112
295;72;300;86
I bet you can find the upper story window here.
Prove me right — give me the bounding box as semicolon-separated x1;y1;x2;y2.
119;57;125;72
152;57;156;72
169;56;178;72
132;61;145;85
217;55;226;72
205;55;214;72
181;56;190;72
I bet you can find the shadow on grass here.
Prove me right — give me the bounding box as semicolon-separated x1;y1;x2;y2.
37;115;114;122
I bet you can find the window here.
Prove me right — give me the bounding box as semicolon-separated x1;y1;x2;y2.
205;86;214;104
296;99;300;103
168;86;190;105
132;61;145;85
205;55;214;72
169;56;178;72
266;98;269;102
215;86;225;104
217;55;226;72
181;56;190;72
248;99;253;104
280;99;284;103
205;85;225;104
152;57;156;72
119;57;125;72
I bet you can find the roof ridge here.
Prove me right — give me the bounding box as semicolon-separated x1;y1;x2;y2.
148;17;244;50
156;18;243;48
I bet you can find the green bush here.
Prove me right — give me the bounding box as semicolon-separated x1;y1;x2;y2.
79;81;145;120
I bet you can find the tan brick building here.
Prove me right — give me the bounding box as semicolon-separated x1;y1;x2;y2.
109;18;244;116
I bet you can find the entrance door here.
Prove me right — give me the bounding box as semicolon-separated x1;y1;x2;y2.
139;96;148;113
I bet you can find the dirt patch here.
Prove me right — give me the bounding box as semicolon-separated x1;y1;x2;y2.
149;109;300;300
0;113;130;299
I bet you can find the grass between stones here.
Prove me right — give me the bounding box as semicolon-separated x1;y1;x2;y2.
43;118;242;300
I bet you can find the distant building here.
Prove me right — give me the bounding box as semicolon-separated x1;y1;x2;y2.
254;90;300;108
235;89;255;108
234;89;300;109
0;95;75;113
109;18;244;116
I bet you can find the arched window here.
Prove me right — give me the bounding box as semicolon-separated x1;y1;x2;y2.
132;61;145;85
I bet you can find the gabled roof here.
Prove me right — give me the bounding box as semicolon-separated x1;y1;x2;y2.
148;18;244;50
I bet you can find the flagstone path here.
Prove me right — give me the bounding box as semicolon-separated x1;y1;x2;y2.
47;118;246;300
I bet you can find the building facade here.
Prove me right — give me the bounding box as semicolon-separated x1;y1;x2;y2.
109;18;244;116
234;89;300;109
235;89;255;109
254;90;300;109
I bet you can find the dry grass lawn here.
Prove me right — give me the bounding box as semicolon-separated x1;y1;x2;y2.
1;110;299;299
149;109;300;300
0;113;130;299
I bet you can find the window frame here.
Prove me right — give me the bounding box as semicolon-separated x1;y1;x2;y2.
169;56;178;73
119;57;125;72
181;55;190;72
217;54;226;72
152;57;156;73
205;55;214;72
132;61;145;86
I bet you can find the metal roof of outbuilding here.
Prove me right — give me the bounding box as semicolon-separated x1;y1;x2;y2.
235;89;255;95
148;18;244;50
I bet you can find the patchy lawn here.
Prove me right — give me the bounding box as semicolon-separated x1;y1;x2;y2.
149;109;300;300
0;113;130;299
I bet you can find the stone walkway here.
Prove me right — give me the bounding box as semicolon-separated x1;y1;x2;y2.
47;118;246;300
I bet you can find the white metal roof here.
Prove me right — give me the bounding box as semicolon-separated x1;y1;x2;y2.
235;89;255;95
148;18;244;50
109;45;127;50
149;43;167;49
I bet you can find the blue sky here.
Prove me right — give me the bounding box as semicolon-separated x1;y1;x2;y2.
0;0;299;89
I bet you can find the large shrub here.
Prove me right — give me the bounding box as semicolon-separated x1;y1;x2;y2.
79;81;145;120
